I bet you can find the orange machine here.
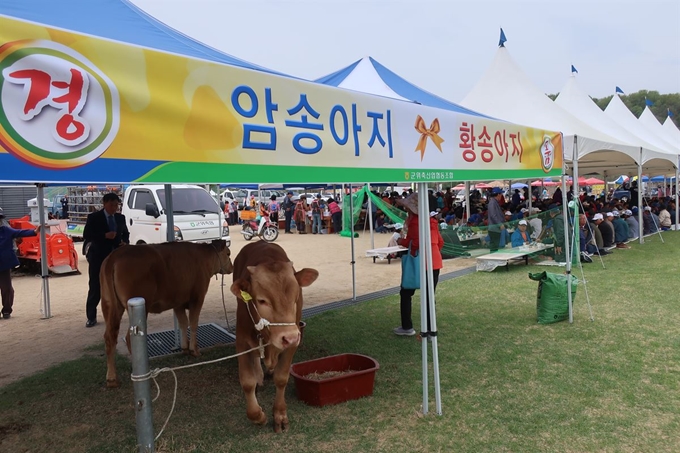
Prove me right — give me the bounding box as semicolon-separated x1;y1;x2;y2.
8;216;79;275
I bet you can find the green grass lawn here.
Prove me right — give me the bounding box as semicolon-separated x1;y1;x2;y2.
1;233;679;453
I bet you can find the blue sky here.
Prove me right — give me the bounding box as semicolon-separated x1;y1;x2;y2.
131;0;680;102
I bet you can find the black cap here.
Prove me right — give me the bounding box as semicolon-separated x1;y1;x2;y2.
287;191;293;195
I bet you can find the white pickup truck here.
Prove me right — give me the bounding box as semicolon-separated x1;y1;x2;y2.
123;184;230;246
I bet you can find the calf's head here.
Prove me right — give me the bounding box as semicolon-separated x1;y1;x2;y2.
211;239;234;274
231;261;318;350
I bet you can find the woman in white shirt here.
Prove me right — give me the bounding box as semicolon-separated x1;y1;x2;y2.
658;204;671;230
388;223;403;248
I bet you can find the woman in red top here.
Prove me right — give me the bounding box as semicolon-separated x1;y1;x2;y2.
327;197;342;234
394;193;444;336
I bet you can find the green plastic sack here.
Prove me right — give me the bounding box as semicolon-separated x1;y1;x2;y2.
528;272;577;324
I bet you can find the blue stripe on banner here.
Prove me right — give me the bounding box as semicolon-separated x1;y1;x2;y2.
0;154;166;184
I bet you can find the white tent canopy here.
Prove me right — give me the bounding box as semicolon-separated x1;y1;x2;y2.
604;94;677;172
663;117;680;148
663;116;680;147
459;37;678;244
555;76;672;171
638;107;680;156
460;46;641;174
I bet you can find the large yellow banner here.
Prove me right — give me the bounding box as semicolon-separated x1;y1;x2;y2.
0;16;562;184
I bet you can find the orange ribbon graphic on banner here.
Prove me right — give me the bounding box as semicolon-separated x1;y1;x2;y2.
414;115;444;160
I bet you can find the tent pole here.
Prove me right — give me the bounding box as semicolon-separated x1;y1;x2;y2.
663;176;667;199
638;154;644;244
349;184;356;301
568;136;579;324
36;184;51;319
417;186;429;415
418;183;441;415
464;181;471;221
420;183;442;415
163;184;182;350
527;180;532;212
675;163;679;229
561;162;573;324
164;185;175;242
572;136;579;213
367;184;375;249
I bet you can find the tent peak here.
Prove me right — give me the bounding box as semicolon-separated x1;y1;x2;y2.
313;57;362;86
317;54;490;117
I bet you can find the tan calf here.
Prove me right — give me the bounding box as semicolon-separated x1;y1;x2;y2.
231;241;318;433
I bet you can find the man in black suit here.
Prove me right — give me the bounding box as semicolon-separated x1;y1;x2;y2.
83;192;129;327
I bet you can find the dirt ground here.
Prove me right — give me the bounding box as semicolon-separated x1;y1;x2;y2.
0;230;475;387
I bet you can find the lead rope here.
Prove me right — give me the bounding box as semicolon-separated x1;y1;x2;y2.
220;273;231;331
130;342;270;442
212;243;232;331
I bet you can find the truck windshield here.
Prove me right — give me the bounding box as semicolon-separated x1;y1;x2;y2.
156;188;218;214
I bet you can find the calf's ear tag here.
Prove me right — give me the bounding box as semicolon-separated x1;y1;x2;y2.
240;290;253;302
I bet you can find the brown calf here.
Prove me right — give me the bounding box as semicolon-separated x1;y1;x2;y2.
101;239;233;387
230;241;318;433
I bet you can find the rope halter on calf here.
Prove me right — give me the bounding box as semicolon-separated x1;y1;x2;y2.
240;290;298;358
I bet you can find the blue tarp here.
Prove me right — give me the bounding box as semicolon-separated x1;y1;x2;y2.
650;175;676;182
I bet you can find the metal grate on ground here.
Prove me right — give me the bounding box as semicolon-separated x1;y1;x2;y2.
142;323;236;359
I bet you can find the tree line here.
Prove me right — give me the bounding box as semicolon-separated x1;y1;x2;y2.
546;90;680;128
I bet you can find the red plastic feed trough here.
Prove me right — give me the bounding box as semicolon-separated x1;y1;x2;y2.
290;353;379;407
